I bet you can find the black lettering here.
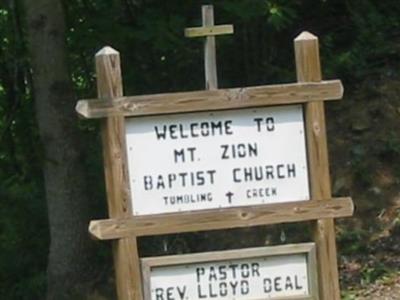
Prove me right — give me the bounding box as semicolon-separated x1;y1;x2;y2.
244;167;253;182
254;117;275;132
254;118;263;132
229;281;238;295
254;166;263;181
219;282;227;297
166;287;174;300
266;117;275;131
154;125;167;140
174;149;185;163
241;264;250;278
221;144;229;159
285;276;294;290
197;284;206;298
143;176;153;190
190;123;199;137
288;163;296;178
237;144;245;157
210;121;222;135
177;286;186;300
229;264;239;279
251;263;260;277
156;175;165;189
172;147;196;163
178;124;188;139
200;122;210;136
218;265;227;280
169;125;178;139
209;283;217;298
275;276;282;292
176;195;183;204
207;170;216;184
225;120;233;135
196;171;205;186
241;280;250;295
167;174;177;188
295;275;303;290
265;166;274;179
187;147;196;162
209;266;218;281
248;143;258;157
233;168;241;183
196;267;205;283
155;288;164;300
246;189;251;198
178;173;187;187
207;192;212;201
264;278;272;293
277;164;285;179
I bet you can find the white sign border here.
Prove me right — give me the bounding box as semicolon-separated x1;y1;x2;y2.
141;243;319;300
125;104;311;216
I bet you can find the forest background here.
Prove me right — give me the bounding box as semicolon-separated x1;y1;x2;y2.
1;0;400;299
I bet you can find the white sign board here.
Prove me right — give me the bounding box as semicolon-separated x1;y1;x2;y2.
126;105;309;215
141;243;318;300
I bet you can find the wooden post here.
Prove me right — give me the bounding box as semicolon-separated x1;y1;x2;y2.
185;5;233;90
294;32;340;299
202;5;218;90
96;47;143;300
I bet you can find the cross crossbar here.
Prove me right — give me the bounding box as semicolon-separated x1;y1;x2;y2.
185;24;234;38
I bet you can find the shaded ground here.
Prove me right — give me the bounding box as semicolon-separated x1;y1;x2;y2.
328;72;400;299
340;230;400;299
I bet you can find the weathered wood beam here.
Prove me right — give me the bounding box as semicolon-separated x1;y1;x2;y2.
96;46;143;299
185;24;234;38
76;80;343;119
89;197;353;240
295;31;341;300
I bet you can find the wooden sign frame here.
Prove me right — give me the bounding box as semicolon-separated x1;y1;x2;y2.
77;31;353;300
141;243;319;300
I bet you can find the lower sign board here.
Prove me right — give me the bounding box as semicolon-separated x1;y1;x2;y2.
125;105;310;215
141;243;318;300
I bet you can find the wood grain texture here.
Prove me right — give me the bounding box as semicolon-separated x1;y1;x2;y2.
295;31;340;300
89;197;353;240
76;80;343;119
202;5;218;90
141;243;318;300
142;243;316;266
184;24;234;38
96;47;143;300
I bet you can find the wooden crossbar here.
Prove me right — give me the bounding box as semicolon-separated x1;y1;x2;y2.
185;24;234;37
76;80;343;119
89;197;353;240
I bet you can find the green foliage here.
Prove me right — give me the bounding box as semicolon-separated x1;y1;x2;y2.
2;0;400;298
360;262;389;285
337;229;368;255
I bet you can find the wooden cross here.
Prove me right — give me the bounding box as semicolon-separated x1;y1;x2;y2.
185;5;233;90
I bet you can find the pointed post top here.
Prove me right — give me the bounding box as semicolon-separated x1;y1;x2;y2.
294;31;318;42
294;31;321;82
95;46;123;101
96;46;120;57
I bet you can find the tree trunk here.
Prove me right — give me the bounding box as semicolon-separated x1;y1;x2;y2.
22;0;96;298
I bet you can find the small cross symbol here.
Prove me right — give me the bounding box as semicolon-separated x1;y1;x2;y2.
226;191;234;204
185;5;234;90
